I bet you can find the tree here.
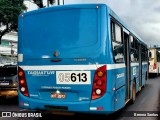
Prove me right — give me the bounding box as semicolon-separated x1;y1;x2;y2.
0;0;26;44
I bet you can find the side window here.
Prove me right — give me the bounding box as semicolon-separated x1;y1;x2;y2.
141;45;147;62
130;36;134;48
111;22;115;41
141;45;144;62
115;24;122;43
135;40;139;61
156;51;160;62
130;36;134;62
145;48;148;61
111;21;124;63
130;36;139;62
158;53;160;62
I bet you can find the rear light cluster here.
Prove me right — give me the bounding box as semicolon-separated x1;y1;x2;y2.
18;67;29;97
92;65;106;100
153;63;156;69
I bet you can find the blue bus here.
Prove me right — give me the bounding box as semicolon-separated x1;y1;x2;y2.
18;4;148;114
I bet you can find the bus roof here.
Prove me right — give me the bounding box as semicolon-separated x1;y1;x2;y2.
149;47;160;52
20;4;104;16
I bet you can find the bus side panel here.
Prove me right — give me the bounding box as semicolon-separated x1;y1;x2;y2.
114;67;126;90
107;67;126;111
142;63;148;86
113;67;126;111
130;64;139;94
132;65;140;93
130;65;138;81
114;86;125;111
136;77;140;93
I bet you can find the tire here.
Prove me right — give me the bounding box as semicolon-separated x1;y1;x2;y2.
131;82;136;104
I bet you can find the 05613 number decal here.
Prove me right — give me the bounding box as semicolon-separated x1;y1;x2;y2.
71;73;87;82
56;71;91;84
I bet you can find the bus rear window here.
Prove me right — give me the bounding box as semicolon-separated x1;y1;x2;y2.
22;8;98;50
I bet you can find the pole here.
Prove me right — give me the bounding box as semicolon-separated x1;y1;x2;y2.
58;0;60;5
47;0;49;7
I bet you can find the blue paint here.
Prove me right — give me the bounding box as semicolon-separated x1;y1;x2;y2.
18;4;148;114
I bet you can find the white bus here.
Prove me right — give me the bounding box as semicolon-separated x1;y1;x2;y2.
149;48;160;76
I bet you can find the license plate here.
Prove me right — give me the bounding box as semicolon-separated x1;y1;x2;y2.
0;82;9;85
51;93;66;99
56;71;91;84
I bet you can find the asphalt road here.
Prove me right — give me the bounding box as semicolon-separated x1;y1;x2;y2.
0;76;159;120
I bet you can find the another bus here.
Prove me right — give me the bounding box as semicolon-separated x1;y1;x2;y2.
18;4;148;114
149;47;160;76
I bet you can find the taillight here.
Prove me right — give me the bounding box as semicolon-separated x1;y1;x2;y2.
18;67;29;97
92;65;106;100
153;63;156;69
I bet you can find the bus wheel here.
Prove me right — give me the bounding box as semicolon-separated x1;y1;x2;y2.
131;82;136;104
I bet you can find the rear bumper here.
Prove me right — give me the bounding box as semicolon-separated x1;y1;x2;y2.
18;91;114;114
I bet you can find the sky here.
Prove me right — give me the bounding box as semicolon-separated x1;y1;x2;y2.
24;0;160;46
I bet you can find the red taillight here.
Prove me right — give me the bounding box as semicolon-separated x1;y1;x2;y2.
18;67;29;97
96;80;103;86
153;63;156;69
92;65;106;100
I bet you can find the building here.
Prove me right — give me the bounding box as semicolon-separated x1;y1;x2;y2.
0;32;17;66
0;0;65;66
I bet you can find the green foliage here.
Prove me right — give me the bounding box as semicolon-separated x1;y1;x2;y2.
0;0;26;43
